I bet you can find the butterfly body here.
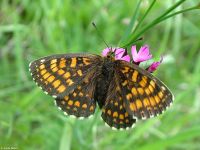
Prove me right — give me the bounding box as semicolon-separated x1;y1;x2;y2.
29;53;173;130
94;55;116;108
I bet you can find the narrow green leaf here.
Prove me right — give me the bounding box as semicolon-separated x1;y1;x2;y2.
119;0;142;45
121;0;187;47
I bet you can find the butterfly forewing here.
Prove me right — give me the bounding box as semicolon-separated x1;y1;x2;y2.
116;61;173;120
29;54;101;98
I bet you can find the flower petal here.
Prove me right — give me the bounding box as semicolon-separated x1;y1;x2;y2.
102;48;111;56
115;48;125;59
147;56;163;72
131;45;152;63
131;45;137;61
119;55;130;62
138;45;149;55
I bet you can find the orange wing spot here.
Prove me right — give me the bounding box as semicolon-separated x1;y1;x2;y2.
114;102;118;106
52;67;58;72
139;80;146;87
64;96;69;101
57;85;66;93
70;58;77;68
140;76;148;87
43;72;51;79
149;97;156;106
142;76;148;82
66;79;74;86
51;59;57;64
130;102;136;111
119;114;124;120
73;92;77;97
125;112;129;117
149;85;154;93
59;59;66;68
51;64;58;72
40;69;47;75
68;100;73;106
82;58;91;65
74;101;80;107
58;69;65;75
143;98;150;107
126;93;132;100
120;105;123;110
77;70;83;76
125;119;129;123
136;99;143;109
132;70;138;82
79;92;83;97
145;88;151;95
77;86;81;90
113;112;118;117
39;64;45;70
131;87;138;95
137;88;144;95
82;104;87;109
154;95;160;104
52;80;61;88
158;91;164;99
90;105;94;112
107;109;111;115
122;80;128;86
47;75;55;82
121;67;130;73
50;63;57;69
63;72;71;79
150;80;156;88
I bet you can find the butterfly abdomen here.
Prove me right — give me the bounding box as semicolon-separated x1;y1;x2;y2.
94;58;115;108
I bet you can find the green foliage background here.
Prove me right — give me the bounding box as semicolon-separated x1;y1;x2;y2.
0;0;200;150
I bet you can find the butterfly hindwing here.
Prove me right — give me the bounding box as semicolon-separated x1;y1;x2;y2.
117;61;173;119
101;72;137;130
55;68;98;118
29;53;101;98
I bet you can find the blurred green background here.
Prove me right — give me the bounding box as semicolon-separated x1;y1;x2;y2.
0;0;200;150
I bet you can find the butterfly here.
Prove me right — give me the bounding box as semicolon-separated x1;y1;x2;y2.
29;52;173;130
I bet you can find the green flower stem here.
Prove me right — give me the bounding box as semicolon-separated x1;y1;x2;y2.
132;0;157;35
120;0;187;47
120;0;142;44
160;5;200;22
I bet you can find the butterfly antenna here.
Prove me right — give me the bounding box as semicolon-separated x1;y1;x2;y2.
92;22;110;48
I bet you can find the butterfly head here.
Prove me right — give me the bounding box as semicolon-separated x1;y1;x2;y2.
102;47;130;62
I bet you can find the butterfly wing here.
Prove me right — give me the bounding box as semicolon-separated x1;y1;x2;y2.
116;60;173;120
55;67;99;118
101;72;137;130
29;53;102;118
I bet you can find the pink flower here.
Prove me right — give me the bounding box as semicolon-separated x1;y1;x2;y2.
102;44;163;73
147;56;163;73
102;47;130;62
131;45;152;63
